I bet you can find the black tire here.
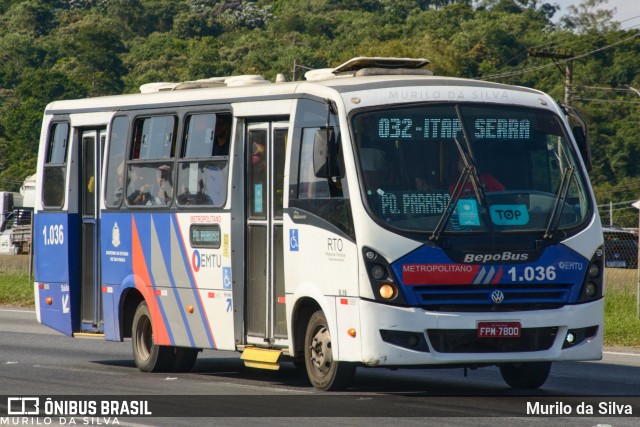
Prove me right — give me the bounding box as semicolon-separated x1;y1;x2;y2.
304;310;355;391
132;301;173;372
170;347;200;372
499;362;551;389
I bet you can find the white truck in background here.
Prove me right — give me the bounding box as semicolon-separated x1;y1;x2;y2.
0;174;35;255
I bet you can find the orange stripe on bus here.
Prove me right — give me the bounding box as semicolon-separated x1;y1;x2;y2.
131;216;171;346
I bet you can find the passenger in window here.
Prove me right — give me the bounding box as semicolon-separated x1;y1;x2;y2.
127;167;152;205
251;137;266;176
250;134;267;213
449;156;505;194
196;178;215;205
147;165;173;206
415;174;438;190
177;185;193;205
112;161;125;205
212;117;231;156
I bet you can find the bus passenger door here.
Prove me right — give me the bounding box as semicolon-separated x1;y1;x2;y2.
245;121;288;347
79;129;105;332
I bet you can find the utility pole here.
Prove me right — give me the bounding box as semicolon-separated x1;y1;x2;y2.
527;49;574;105
291;60;313;82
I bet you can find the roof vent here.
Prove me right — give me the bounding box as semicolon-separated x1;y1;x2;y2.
304;68;339;82
304;57;432;81
225;75;270;87
140;75;271;92
334;57;430;73
139;82;178;93
355;67;433;77
173;77;227;90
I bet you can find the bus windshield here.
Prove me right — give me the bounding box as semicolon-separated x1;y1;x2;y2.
352;103;591;235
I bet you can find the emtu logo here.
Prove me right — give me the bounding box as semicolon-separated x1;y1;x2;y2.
192;250;201;272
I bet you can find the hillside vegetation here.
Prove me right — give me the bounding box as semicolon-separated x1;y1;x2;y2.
0;0;638;223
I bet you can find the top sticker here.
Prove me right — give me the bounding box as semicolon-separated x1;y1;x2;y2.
490;204;529;225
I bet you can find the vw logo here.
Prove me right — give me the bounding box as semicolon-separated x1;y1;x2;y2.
491;290;505;304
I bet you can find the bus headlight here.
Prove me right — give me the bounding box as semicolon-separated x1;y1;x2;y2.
371;264;386;280
578;245;604;303
379;284;396;299
584;283;597;297
362;247;407;305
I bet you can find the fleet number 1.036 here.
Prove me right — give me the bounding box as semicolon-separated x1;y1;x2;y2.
507;266;556;282
42;224;64;246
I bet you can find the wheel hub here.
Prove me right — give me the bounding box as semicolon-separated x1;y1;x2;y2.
310;326;332;374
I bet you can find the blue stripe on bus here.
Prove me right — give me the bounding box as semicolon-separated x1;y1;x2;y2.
172;214;217;349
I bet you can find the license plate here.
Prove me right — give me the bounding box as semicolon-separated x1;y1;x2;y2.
606;260;626;268
478;321;521;338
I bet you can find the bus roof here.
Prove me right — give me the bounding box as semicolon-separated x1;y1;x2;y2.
44;58;545;115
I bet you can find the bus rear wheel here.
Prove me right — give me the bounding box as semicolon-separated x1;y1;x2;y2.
499;362;551;389
132;301;173;372
304;310;355;391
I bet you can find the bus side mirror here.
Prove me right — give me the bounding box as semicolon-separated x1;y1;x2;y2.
573;125;591;172
560;102;591;172
313;128;338;178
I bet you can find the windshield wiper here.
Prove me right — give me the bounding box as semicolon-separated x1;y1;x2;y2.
430;153;472;241
543;165;575;240
430;107;489;241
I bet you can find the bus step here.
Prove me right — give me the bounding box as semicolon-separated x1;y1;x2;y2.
73;332;105;339
241;347;282;370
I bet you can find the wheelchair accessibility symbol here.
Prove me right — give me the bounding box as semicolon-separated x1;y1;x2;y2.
223;267;232;289
289;229;299;252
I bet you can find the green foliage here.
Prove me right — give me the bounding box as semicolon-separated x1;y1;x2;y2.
0;0;637;216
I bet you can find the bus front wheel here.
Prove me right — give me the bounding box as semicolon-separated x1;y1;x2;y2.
304;310;355;391
499;362;551;389
132;301;173;372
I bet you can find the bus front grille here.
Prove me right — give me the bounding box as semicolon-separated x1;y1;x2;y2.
411;284;573;312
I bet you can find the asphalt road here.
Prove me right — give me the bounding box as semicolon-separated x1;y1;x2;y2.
1;307;639;426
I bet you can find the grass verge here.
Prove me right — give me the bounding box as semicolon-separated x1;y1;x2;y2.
0;273;33;307
1;270;639;348
604;268;640;348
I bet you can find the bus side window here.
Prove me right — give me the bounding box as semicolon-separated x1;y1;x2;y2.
299;127;343;199
248;129;267;216
132;116;176;160
42;122;69;209
293;126;352;237
177;113;230;207
127;115;177;207
104;116;129;208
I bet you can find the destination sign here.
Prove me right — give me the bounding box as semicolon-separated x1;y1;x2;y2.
377;117;531;140
190;224;221;248
379;191;451;216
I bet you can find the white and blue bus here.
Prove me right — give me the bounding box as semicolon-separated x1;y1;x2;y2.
33;57;603;390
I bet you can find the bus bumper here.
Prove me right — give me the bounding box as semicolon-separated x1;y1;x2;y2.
357;298;603;366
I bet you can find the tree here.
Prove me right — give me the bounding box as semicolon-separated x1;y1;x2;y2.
47;15;126;96
561;0;618;33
